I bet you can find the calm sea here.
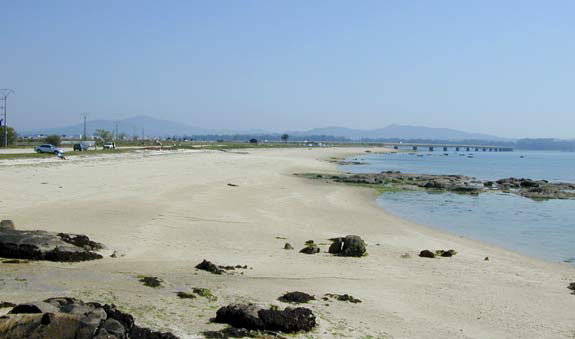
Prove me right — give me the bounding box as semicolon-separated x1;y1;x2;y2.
339;150;575;263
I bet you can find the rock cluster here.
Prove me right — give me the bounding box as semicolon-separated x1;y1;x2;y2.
568;282;575;294
0;297;178;338
496;177;575;200
214;303;316;333
195;259;248;275
328;235;367;257
0;224;103;262
419;249;457;258
278;292;315;304
323;294;362;303
307;172;575;200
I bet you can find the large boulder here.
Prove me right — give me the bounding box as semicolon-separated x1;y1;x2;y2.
329;235;366;257
0;230;103;262
214;303;316;333
215;303;265;330
0;297;178;339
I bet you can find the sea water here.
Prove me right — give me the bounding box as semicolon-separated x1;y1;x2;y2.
339;150;575;263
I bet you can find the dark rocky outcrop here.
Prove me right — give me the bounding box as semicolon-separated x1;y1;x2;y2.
195;259;225;274
0;297;178;338
203;327;288;339
215;303;265;330
303;172;575;200
283;243;294;250
568;282;575;294
323;294;362;303
214;303;316;333
436;249;457;257
278;292;315;304
328;235;367;257
0;229;103;262
419;250;435;258
195;260;248;274
299;245;320;254
138;276;163;288
0;220;15;231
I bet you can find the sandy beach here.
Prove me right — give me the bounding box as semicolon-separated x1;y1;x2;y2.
0;147;573;339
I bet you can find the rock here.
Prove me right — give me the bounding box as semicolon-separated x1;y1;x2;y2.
10;301;59;314
484;256;489;261
328;235;366;257
138;276;163;288
283;243;294;250
299;245;320;254
258;307;316;333
195;259;224;274
568;282;575;294
214;304;316;333
419;250;435;258
1;297;178;338
215;303;265;330
0;220;15;231
228;183;239;187
278;292;315;304
103;318;126;337
328;238;344;254
440;249;457;257
0;230;103;262
176;292;196;299
341;235;366;257
57;233;103;251
324;293;362;303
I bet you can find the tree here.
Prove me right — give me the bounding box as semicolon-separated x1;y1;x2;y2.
45;135;61;146
0;126;17;146
94;129;113;142
281;133;289;143
117;132;127;141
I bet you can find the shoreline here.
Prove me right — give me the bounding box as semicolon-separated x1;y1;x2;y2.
1;147;574;338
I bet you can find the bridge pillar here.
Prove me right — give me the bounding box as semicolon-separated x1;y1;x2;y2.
443;147;448;151
393;145;399;150
455;147;460;152
466;147;470;151
413;146;417;151
429;146;434;152
475;148;479;151
483;148;487;151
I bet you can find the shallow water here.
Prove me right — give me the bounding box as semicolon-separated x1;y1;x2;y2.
340;150;575;263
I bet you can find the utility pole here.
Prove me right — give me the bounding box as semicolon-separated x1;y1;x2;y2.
0;89;15;148
114;122;118;141
142;128;145;140
133;126;136;140
81;113;89;141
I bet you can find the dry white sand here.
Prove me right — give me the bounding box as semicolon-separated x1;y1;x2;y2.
0;147;573;339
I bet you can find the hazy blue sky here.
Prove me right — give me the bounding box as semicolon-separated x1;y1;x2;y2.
2;1;575;138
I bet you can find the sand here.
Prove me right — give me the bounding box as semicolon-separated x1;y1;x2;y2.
0;147;573;338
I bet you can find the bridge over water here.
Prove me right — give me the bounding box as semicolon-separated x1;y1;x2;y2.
381;142;514;152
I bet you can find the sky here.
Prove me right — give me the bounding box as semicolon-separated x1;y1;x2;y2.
2;1;575;138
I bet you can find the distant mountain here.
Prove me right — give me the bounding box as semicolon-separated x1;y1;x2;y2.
289;124;509;141
21;116;250;137
21;116;508;141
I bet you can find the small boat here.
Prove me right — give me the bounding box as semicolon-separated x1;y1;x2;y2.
520;155;525;158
